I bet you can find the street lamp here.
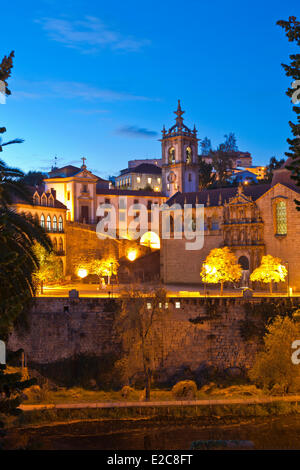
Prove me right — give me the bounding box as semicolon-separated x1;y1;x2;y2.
110;262;114;298
286;261;290;297
77;268;88;281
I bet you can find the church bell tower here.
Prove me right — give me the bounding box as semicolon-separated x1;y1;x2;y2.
161;100;199;197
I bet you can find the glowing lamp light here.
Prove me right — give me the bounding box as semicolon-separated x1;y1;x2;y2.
77;268;88;279
127;250;137;262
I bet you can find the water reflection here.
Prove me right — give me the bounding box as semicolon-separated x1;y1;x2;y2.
6;415;300;450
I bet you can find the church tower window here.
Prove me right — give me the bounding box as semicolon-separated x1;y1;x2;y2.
186;146;192;164
168;147;175;164
276;200;287;235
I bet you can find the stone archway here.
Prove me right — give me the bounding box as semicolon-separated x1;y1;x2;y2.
238;255;249;270
238;255;250;287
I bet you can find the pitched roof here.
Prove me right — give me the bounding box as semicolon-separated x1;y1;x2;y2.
96;187;165;197
48;165;81;178
12;185;67;209
166;183;271;207
119;163;162;176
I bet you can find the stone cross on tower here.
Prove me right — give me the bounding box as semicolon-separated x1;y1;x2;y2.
81;157;87;169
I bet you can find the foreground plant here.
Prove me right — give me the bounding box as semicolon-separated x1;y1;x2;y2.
249;316;300;394
115;288;170;401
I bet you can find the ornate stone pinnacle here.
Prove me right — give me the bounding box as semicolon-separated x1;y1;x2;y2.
174;99;185;126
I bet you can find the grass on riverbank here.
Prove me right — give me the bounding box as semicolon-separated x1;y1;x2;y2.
15;399;300;428
24;384;265;405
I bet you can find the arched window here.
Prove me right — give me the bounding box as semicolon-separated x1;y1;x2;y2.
58;237;63;253
40;214;45;228
33;194;39;205
53;238;57;251
186;146;192;164
41;194;47;206
168;147;175;164
47;215;51;231
49;196;54;207
53;216;57;232
276;200;287;235
58;216;63;232
238;256;249;270
140;231;160;249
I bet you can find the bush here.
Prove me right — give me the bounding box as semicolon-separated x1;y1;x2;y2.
24;385;50;403
249;316;300;393
29;353;121;390
172;380;197;399
120;385;137;400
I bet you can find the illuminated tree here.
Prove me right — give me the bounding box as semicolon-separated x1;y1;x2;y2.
33;243;63;294
115;288;170;401
200;247;242;295
249;316;300;393
89;257;119;285
250;255;287;294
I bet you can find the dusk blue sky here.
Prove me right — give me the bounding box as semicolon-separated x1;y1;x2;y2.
1;0;298;179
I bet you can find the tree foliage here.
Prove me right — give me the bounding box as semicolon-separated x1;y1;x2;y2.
0;51;14;97
89;257;119;280
219;132;238;152
20;171;47;187
0;210;51;338
33;243;63;293
249;316;300;393
0;51;50;448
277;17;300;208
0;52;24;152
200;247;242;295
263;156;285;183
198;157;216;190
115;288;170;400
250;255;287;293
200;137;212;156
0;362;36;448
0;52;51;338
210;150;234;186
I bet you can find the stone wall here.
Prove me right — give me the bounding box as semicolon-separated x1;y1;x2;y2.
65;222;150;277
256;183;300;291
7;296;278;375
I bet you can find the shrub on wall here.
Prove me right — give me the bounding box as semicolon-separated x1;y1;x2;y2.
172;380;197;399
249;316;300;393
239;299;297;343
30;353;122;390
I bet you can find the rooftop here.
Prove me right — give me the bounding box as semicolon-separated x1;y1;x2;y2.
167;182;300;207
119;163;162;176
13;185;67;210
96;187;165;197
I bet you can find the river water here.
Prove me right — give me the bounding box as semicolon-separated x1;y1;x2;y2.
7;415;300;450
